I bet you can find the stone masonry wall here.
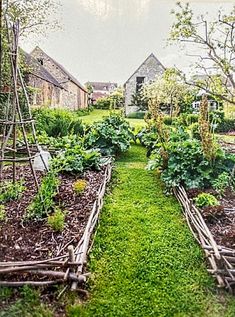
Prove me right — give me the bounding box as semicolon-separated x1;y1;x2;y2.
125;55;165;115
31;47;87;110
28;74;61;108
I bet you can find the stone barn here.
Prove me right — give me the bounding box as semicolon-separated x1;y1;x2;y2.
31;46;88;110
22;50;63;108
124;53;165;115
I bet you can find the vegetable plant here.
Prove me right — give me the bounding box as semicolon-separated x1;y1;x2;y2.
84;114;134;156
212;172;231;196
0;205;6;221
52;146;101;174
0;180;25;203
26;171;59;220
195;193;219;208
73;179;87;195
47;208;65;232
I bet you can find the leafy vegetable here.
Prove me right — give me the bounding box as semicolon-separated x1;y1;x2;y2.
195;193;219;208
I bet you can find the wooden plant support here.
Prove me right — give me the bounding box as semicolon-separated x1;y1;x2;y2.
0;162;112;289
174;186;235;293
0;18;46;188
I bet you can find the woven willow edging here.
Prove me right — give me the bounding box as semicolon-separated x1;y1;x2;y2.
0;162;112;290
174;186;235;293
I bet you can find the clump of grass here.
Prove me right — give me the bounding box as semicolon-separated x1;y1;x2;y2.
73;179;87;195
0;286;53;317
47;208;65;232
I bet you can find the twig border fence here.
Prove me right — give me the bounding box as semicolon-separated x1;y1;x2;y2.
174;186;235;293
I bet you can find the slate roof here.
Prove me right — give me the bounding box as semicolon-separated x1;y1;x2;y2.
31;46;87;93
87;82;118;91
21;49;63;88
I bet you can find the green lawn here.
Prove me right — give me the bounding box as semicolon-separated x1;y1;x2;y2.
81;109;145;130
67;145;235;317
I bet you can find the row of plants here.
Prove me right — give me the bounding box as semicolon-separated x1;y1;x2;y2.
137;96;235;208
162;111;235;133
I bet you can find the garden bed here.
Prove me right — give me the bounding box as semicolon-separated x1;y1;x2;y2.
174;186;235;292
0;162;112;288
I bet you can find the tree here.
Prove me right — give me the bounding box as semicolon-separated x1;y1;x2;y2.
143;68;197;116
109;87;124;108
0;0;60;90
169;2;235;106
130;88;149;111
3;0;60;37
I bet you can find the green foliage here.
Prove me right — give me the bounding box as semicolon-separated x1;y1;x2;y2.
130;89;149;111
27;171;59;220
177;113;199;126
33;108;84;137
216;118;235;133
0;285;53;317
143;67;197;116
0;205;6;221
169;3;235;105
73;179;87;195
212;172;231;196
163;115;174;125
0;180;25;203
47;208;65;232
52;146;101;174
84;114;134;156
126;111;146;119
147;128;235;189
195;193;219;208
36;132;83;151
95;97;111;109
189;122;201;140
136;126;159;157
95;88;124;109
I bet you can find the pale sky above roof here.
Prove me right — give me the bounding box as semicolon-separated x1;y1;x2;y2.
22;0;234;85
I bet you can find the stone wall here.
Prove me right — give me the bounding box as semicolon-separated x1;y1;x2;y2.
29;75;61;108
31;47;88;110
124;55;165;115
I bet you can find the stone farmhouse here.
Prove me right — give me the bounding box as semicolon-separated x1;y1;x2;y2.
124;53;165;115
86;82;118;103
29;46;88;110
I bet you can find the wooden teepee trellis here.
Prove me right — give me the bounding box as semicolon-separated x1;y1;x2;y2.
0;17;46;187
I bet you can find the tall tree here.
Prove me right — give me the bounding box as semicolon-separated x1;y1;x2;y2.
169;2;235;106
143;68;197;116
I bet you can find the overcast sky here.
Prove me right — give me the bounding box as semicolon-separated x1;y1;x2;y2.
22;0;234;85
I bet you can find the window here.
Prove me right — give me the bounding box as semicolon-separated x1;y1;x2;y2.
136;77;145;92
37;58;44;66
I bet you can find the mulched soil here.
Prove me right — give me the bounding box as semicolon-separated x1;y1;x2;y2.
0;165;106;262
187;187;235;249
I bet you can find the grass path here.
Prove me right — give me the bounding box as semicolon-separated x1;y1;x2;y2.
68;145;235;317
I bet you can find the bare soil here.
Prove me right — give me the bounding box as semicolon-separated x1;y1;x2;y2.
0;165;105;262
